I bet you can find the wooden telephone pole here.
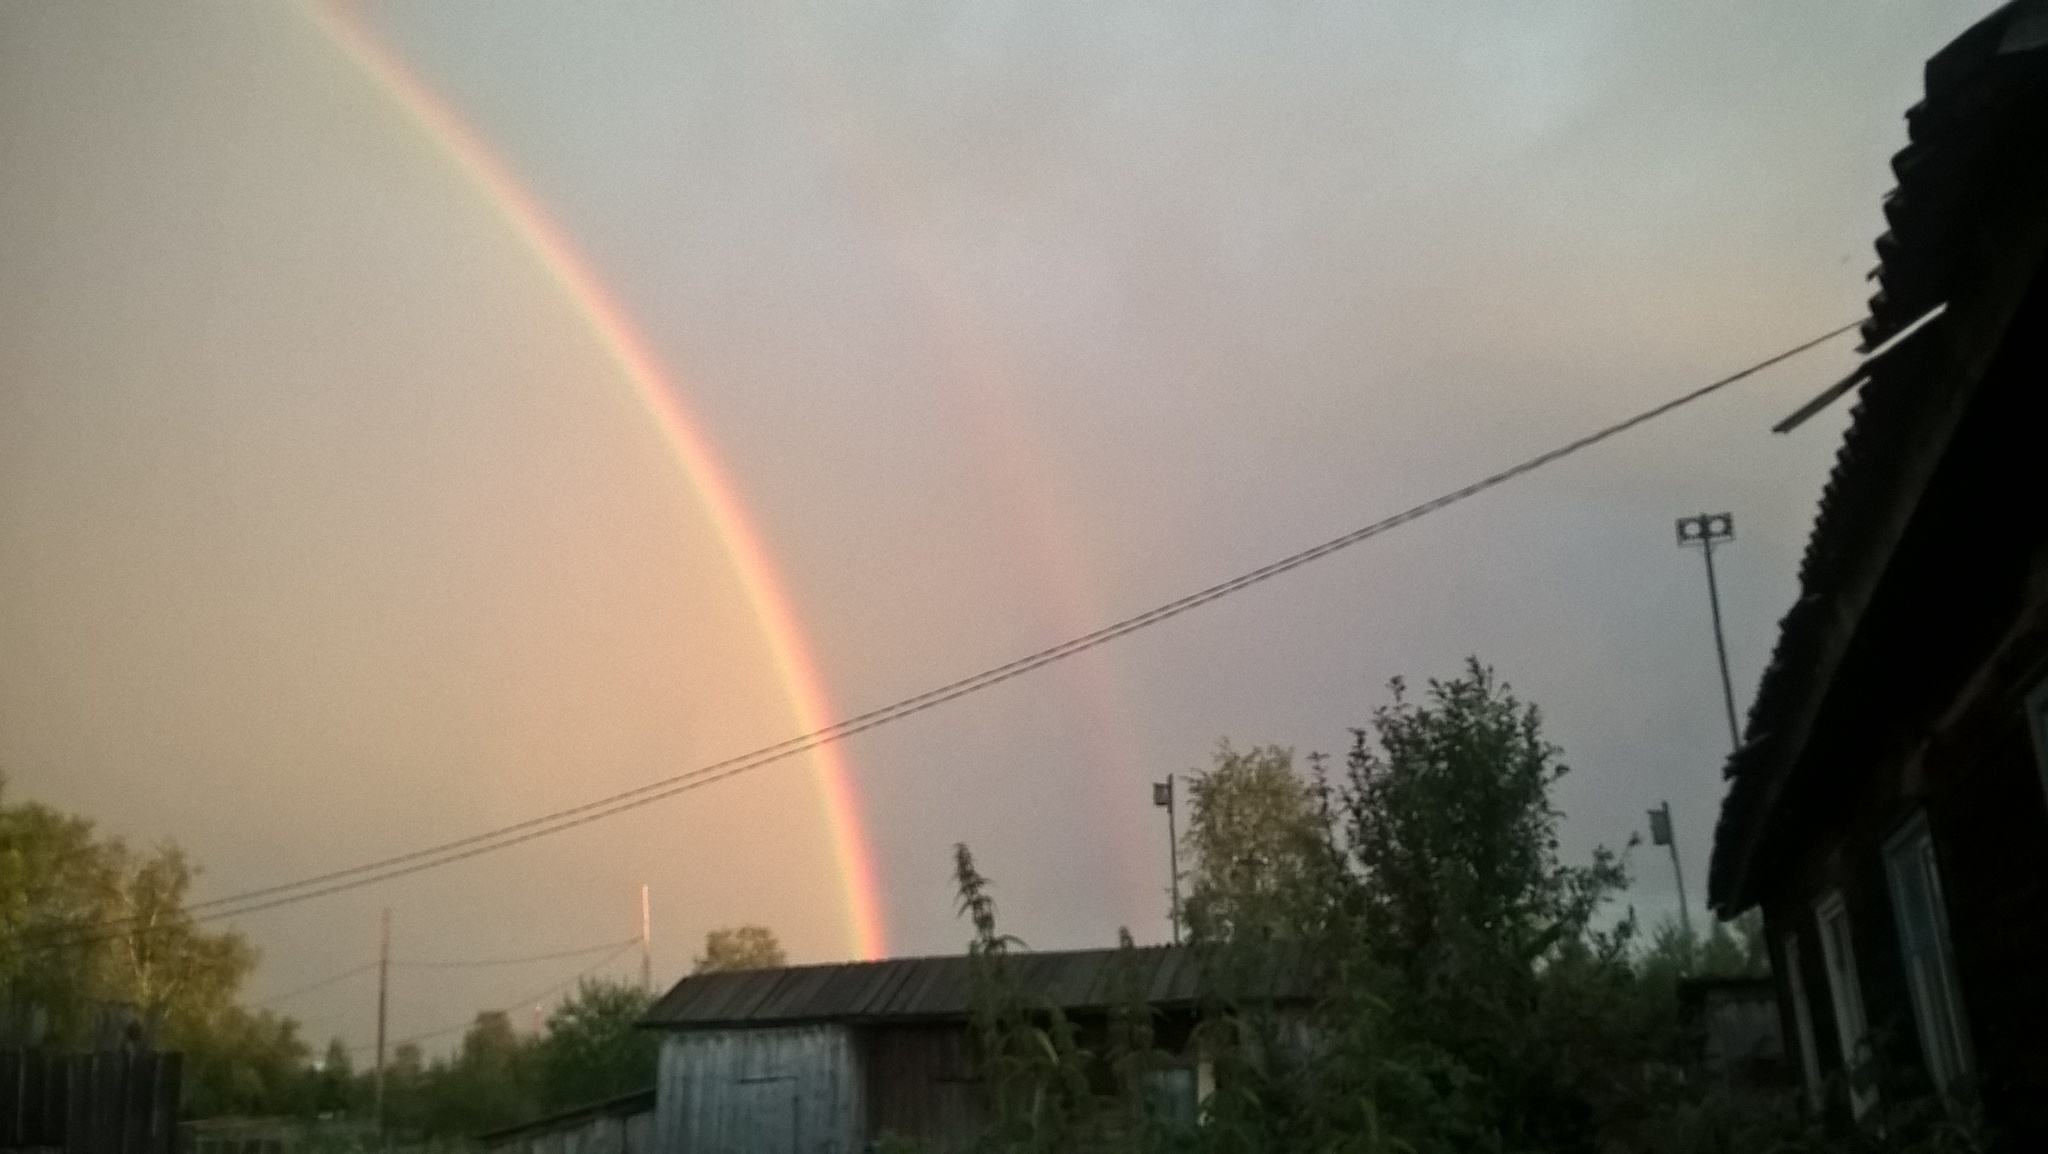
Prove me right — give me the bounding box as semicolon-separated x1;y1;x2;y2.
374;909;390;1139
639;884;653;993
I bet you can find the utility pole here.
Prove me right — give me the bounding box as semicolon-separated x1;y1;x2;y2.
1153;777;1181;944
1676;512;1742;751
1647;802;1693;944
374;908;390;1141
639;883;653;994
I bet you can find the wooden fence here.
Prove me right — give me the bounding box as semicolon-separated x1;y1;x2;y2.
0;1050;181;1154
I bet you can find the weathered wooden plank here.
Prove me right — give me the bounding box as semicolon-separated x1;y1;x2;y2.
656;1025;860;1154
864;1025;982;1153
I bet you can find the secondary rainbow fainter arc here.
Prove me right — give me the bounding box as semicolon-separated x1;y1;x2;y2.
307;1;888;962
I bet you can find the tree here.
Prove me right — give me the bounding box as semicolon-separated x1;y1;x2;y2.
308;1038;358;1116
177;1005;310;1118
537;978;656;1110
377;1042;429;1135
1179;742;1333;944
1339;659;1635;1151
1152;663;1643;1153
691;926;785;974
0;795;116;1042
422;1010;538;1137
0;782;299;1121
1344;660;1629;977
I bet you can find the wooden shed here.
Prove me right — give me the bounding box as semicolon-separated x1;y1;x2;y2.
1707;1;2048;1139
475;1088;655;1154
638;945;1305;1154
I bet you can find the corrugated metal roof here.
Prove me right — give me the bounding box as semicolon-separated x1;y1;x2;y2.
640;945;1312;1029
1707;0;2048;912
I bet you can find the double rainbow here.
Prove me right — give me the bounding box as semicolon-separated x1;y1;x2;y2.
309;2;886;961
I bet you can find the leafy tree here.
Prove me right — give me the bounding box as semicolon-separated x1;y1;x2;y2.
1180;742;1332;944
421;1011;538;1137
376;1042;429;1135
0;781;310;1120
1336;659;1635;1151
1344;660;1630;977
178;1005;310;1118
537;978;656;1110
691;925;785;974
0;793;128;1041
308;1038;359;1116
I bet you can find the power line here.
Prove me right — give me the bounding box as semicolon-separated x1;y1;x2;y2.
394;938;641;970
351;942;638;1055
258;962;377;1008
255;937;639;1011
31;320;1861;949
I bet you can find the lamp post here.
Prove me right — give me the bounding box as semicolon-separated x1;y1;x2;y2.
1676;512;1741;752
1154;777;1181;944
1647;801;1693;944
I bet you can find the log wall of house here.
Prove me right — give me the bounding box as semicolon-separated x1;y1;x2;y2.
1756;259;2048;1136
655;1025;862;1154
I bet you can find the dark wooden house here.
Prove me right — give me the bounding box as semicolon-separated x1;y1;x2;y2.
637;945;1306;1154
1707;1;2048;1139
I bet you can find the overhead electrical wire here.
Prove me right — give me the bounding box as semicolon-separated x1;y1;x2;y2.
31;319;1862;952
351;941;640;1055
394;937;642;970
253;937;640;1009
257;962;378;1008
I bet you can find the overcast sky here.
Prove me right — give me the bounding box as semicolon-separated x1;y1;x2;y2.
0;0;1998;1055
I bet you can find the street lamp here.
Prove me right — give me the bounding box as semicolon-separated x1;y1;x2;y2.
1154;777;1181;945
1676;512;1741;751
1647;801;1694;945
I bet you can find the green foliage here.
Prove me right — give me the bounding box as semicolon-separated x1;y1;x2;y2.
0;782;672;1137
177;1005;311;1118
422;1011;538;1136
1181;743;1332;945
1334;661;1638;1151
0;780;303;1118
691;925;786;974
0;796;118;1041
954;843;1101;1153
535;978;655;1111
377;979;667;1139
307;1038;358;1116
1344;661;1632;977
947;659;1988;1153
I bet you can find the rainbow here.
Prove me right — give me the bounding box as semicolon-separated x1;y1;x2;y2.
307;1;887;961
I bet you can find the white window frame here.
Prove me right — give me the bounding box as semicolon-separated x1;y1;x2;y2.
1814;890;1880;1120
1781;931;1824;1112
1882;812;1974;1097
2028;676;2048;808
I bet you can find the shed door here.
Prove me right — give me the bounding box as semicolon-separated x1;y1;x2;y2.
708;1077;797;1154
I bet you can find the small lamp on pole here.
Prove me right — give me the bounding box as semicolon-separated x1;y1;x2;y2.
1648;800;1693;946
1676;512;1741;752
1154;777;1181;945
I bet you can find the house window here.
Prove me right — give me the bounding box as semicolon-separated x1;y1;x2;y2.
1781;932;1824;1112
1883;813;1974;1096
1813;890;1879;1120
1139;1067;1199;1129
2028;676;2048;807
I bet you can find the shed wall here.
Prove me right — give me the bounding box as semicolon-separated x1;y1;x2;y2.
484;1108;653;1154
657;1025;862;1154
864;1024;983;1152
